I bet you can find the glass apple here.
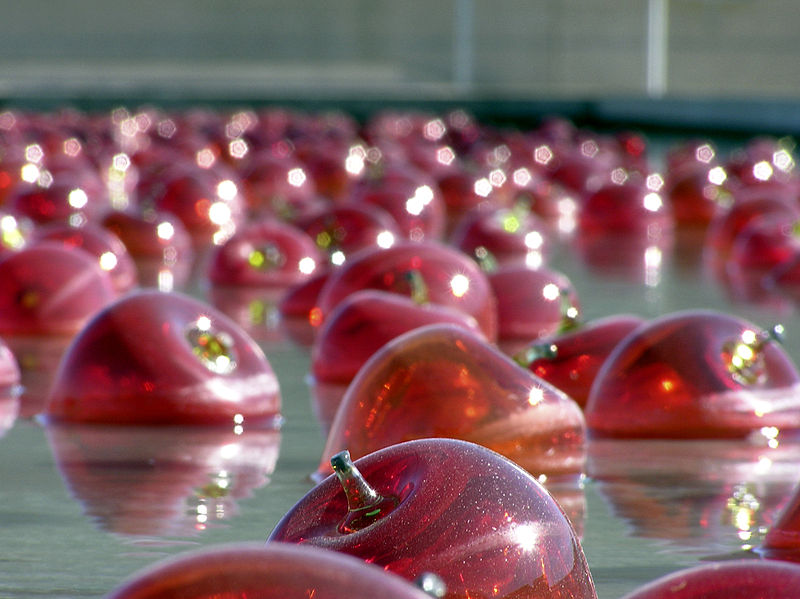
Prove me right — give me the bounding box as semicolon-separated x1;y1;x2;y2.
0;242;117;336
585;310;800;438
33;222;138;294
315;323;586;484
295;203;400;267
44;289;281;426
207;219;323;289
107;542;438;599
270;439;596;599
311;289;483;386
489;264;580;350
514;314;646;408
449;204;551;269
315;241;498;342
619;560;800;599
101;208;194;291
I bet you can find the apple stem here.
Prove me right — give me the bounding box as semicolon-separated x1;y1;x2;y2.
415;572;447;598
558;288;581;333
331;450;381;510
330;450;399;533
473;245;498;273
513;342;558;367
404;269;429;305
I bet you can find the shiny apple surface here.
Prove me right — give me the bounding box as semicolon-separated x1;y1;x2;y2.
316;324;586;483
270;438;596;599
108;542;435;599
44;290;281;426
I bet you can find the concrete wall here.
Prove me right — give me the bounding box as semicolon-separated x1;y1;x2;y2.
0;1;797;101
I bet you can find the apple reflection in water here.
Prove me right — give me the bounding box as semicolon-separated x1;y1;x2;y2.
588;437;800;555
45;423;280;538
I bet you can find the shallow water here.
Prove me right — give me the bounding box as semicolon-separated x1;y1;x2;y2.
1;231;799;599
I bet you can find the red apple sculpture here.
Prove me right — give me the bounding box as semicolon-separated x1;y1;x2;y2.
449;204;551;269
207;219;323;289
107;542;437;599
585;310;800;438
0;242;117;336
45;289;281;426
101;208;194;290
315;241;498;341
315;324;586;484
514;314;646;408
46;423;280;537
33;222;138;294
489;264;581;351
270;438;597;599
619;560;800;599
311;289;483;386
295;203;400;267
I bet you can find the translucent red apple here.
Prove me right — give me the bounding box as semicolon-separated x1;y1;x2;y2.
585;310;800;438
619;560;800;599
316;241;497;341
207;219;323;289
238;150;322;219
315;323;586;483
295;203;400;267
489;264;580;348
32;222;138;294
270;438;596;599
46;423;280;537
515;314;646;408
0;242;117;336
348;163;446;242
663;140;729;228
137;160;245;248
107;542;437;599
311;289;483;386
449;204;551;268
578;170;673;235
101;208;194;290
45;290;281;426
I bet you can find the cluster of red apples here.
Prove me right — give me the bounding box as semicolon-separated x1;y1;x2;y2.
2;105;800;598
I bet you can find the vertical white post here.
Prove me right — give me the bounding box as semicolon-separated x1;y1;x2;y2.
453;0;475;91
646;0;669;97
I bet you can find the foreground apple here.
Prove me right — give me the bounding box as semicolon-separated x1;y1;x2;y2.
270;438;596;599
107;542;436;599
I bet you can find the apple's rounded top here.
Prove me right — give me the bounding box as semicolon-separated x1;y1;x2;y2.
316;323;586;483
315;240;498;341
586;309;800;438
270;437;596;599
107;541;435;599
45;289;281;427
0;241;117;336
620;559;800;599
761;478;800;560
